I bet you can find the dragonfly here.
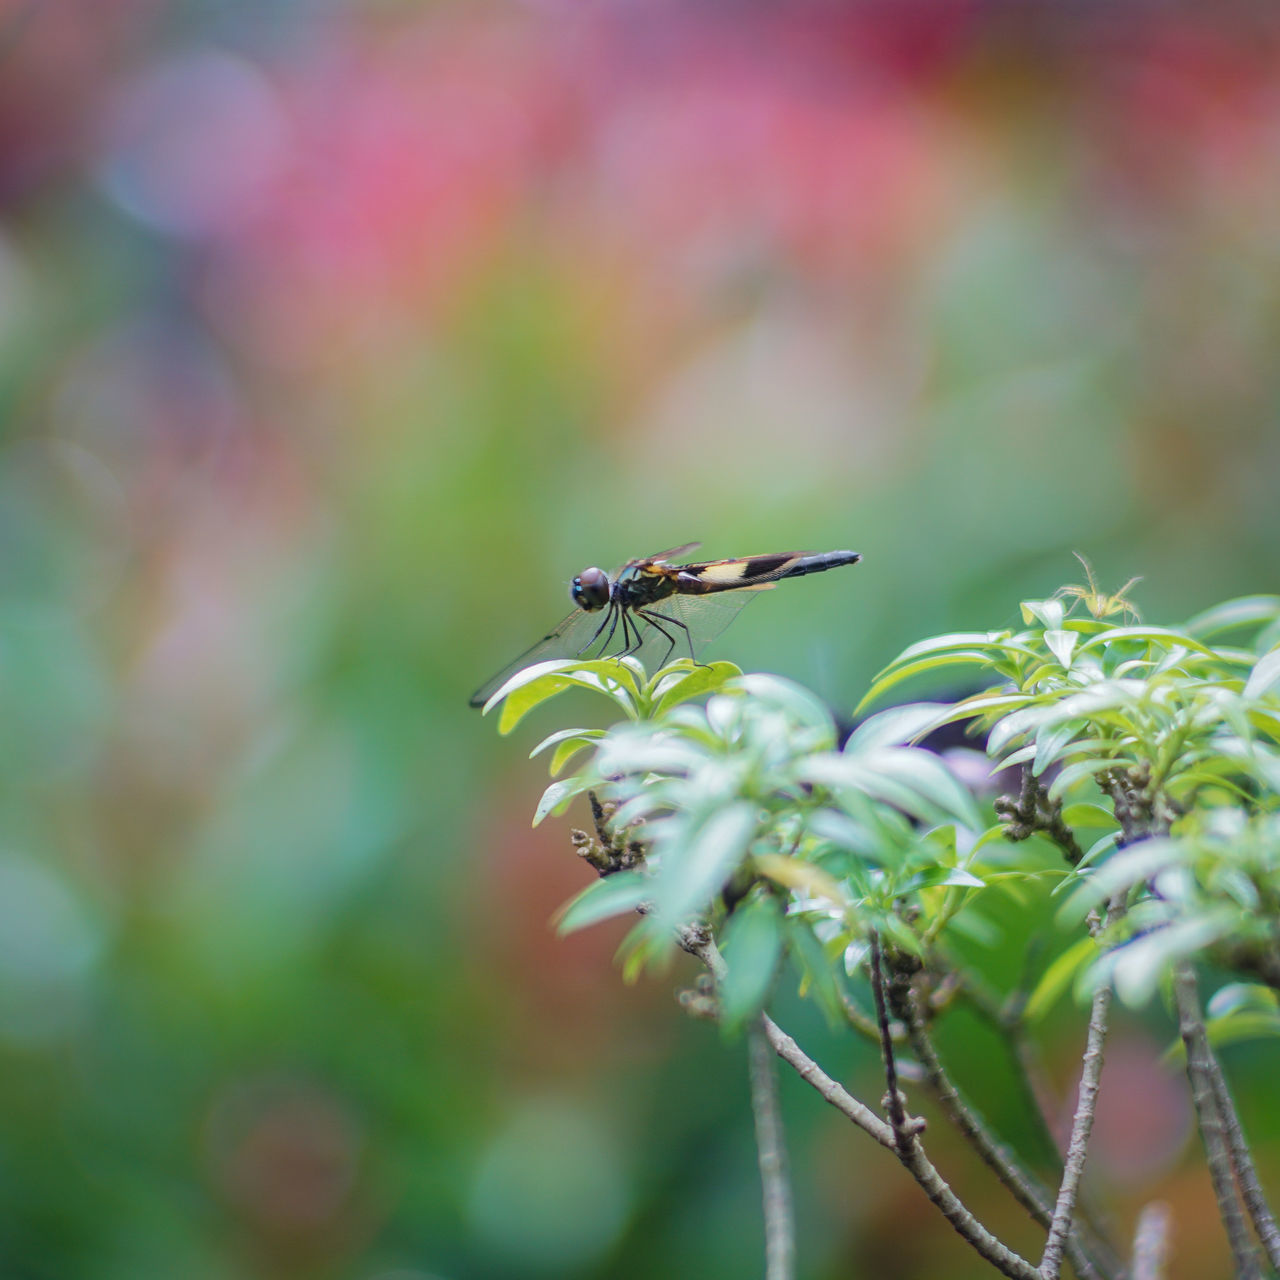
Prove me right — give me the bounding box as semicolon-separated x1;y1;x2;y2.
469;543;861;707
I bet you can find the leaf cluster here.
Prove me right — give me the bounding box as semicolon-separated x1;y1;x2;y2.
863;589;1280;1025
481;586;1280;1043
486;663;994;1033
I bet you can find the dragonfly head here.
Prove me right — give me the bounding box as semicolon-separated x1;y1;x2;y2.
570;566;611;612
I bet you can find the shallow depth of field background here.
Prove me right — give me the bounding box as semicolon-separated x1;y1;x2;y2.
2;3;1279;1278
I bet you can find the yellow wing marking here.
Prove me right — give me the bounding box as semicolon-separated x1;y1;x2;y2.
696;555;803;584
697;561;754;583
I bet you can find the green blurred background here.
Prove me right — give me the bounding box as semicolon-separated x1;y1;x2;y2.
2;2;1279;1277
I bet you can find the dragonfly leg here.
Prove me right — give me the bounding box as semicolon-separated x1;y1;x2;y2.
618;608;644;657
576;602;618;657
635;609;682;668
638;608;697;667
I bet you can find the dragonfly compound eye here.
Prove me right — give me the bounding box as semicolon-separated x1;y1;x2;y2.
571;567;610;612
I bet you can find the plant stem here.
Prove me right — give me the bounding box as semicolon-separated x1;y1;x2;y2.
678;928;1043;1280
748;1019;795;1280
901;992;1120;1280
1039;907;1117;1280
1204;1047;1280;1272
1173;961;1262;1280
1129;1202;1171;1280
997;768;1086;865
757;1014;894;1148
869;932;914;1152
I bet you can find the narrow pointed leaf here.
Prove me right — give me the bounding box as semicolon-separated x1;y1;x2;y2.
718;894;785;1032
533;775;597;826
653;803;756;924
1244;646;1280;700
555;870;650;934
1025;934;1099;1021
652;661;741;717
1184;595;1280;639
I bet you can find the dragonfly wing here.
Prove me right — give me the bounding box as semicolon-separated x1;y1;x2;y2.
643;542;701;563
630;590;764;665
468;608;605;707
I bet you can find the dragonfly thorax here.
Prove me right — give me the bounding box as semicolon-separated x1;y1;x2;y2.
570;566;612;613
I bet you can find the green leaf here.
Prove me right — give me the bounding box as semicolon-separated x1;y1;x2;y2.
1060;802;1119;829
912;866;985;889
987;704;1050;759
530;726;605;758
1072;830;1119;872
788;921;848;1027
490;659;644;733
495;671;577;733
1206;982;1279;1019
1048;757;1124;802
1107;914;1236;1006
718;894;786;1032
529;727;606;775
805;809;884;860
1201;1011;1280;1051
865;749;983;828
1244;646;1280;700
1077;626;1218;659
548;737;597;776
889;631;1014;664
1044;629;1079;669
593;732;708;778
1243;747;1280;792
1022;598;1066;630
1025;934;1099;1021
802;749;981;830
1184;595;1280;639
1033;718;1087;776
1059;837;1186;918
653;803;757;925
945;908;1002;947
554;870;650;934
732;674;838;738
532;775;597;826
880;912;925;958
843;703;954;752
651;661;741;717
857;651;1003;713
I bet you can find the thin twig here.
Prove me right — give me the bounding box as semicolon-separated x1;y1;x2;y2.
901;990;1120;1280
676;924;897;1149
680;929;1044;1280
748;1019;795;1280
1129;1202;1172;1280
890;1130;1044;1280
758;1014;895;1150
1203;1041;1280;1272
869;932;917;1151
1039;904;1119;1280
1173;961;1262;1280
997;767;1086;865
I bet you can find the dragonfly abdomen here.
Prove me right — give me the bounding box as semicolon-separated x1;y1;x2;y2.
775;550;862;579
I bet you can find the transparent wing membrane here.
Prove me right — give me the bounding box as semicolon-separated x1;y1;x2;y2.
467;608;613;707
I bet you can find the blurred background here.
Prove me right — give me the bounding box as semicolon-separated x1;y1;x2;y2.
2;2;1279;1277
